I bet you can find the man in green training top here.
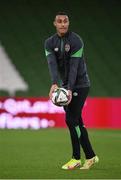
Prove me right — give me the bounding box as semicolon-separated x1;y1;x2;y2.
44;12;99;170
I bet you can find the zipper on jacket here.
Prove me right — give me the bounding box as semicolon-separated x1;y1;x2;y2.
60;38;64;52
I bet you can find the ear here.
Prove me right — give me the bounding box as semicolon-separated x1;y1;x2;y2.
53;21;56;27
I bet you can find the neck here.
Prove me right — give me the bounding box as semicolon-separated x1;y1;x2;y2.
57;32;65;37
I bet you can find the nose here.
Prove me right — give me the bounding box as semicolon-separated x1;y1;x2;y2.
62;22;65;26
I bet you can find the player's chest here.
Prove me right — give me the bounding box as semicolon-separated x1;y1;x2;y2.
53;38;71;58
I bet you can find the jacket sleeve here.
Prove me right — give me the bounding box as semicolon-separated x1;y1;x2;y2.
44;39;59;84
67;35;84;90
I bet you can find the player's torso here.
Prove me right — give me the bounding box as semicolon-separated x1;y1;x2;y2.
51;32;72;65
51;32;74;82
48;32;90;88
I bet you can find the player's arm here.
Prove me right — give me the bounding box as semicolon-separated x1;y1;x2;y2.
44;39;59;98
67;35;84;91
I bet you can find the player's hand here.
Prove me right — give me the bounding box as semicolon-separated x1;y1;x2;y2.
49;84;58;99
66;90;72;105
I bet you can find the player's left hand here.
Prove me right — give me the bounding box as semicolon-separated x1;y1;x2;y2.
49;84;58;100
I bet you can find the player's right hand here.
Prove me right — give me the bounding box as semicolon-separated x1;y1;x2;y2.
49;84;58;99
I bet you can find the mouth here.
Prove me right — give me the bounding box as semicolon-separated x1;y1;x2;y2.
60;28;67;30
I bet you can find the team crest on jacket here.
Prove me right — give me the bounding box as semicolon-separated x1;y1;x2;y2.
65;44;70;52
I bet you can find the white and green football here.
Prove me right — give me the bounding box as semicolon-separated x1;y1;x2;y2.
51;88;69;106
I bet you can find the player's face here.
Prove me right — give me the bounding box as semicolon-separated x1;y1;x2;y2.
54;15;69;36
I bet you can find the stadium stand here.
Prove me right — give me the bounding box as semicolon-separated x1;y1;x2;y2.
0;0;121;97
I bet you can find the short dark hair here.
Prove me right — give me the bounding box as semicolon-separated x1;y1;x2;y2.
54;12;69;21
56;11;68;16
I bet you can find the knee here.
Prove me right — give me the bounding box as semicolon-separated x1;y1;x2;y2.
65;114;79;128
65;116;73;127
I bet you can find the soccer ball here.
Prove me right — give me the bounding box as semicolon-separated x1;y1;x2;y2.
51;88;69;106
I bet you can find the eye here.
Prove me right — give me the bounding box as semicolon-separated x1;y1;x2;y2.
64;19;68;23
57;19;62;23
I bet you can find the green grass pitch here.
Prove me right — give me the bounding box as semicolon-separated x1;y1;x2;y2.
0;128;121;179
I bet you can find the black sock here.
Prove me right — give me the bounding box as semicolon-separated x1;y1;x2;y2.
79;126;95;159
68;125;81;160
